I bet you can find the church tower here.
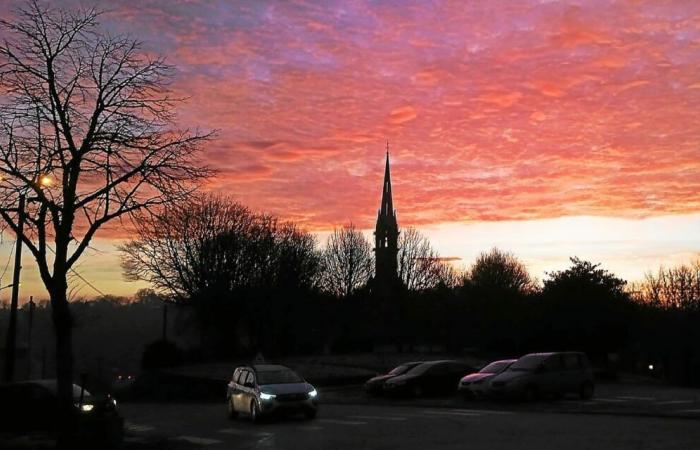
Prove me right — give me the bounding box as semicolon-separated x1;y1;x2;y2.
374;142;400;287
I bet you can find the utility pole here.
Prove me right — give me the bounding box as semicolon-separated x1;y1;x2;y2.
162;303;168;341
27;295;34;378
3;193;25;382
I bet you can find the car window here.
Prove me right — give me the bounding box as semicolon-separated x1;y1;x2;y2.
232;369;239;382
245;372;255;386
543;355;563;371
257;369;303;385
429;363;451;375
236;370;247;385
562;354;581;370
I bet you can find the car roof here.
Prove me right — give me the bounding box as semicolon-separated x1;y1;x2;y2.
252;364;293;372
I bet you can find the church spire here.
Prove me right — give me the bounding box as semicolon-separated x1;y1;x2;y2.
374;141;399;291
380;141;394;217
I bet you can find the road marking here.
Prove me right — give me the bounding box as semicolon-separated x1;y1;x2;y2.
655;400;695;405
422;410;481;417
319;419;367;426
218;428;272;437
174;436;224;445
125;423;155;433
594;398;627;403
350;415;407;421
617;396;655;401
450;408;515;415
679;409;700;413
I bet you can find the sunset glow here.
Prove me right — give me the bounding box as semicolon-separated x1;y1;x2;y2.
1;0;700;298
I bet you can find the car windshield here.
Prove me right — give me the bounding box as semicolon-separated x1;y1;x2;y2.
406;362;439;376
388;364;415;376
257;369;303;385
509;355;548;371
479;361;512;374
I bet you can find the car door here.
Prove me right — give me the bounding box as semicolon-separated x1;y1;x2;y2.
540;354;564;394
232;370;248;412
561;353;582;393
241;371;257;412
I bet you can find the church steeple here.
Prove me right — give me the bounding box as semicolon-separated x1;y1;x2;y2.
380;142;394;216
374;141;399;289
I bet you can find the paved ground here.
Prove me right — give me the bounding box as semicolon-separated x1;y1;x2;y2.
120;402;700;450
3;382;700;449
322;382;700;419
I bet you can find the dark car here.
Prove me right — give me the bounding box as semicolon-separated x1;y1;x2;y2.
364;361;423;395
0;380;123;447
489;352;595;401
383;360;476;397
227;364;318;422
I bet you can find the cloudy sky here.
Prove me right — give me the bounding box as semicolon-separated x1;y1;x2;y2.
1;0;700;299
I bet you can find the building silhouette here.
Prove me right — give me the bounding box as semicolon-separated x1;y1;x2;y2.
371;143;402;294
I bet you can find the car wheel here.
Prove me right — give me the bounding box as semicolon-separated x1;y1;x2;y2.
579;382;594;400
523;385;538;402
412;385;424;397
227;397;237;419
250;401;260;423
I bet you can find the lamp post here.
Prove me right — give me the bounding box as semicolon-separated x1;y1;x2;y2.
3;192;25;382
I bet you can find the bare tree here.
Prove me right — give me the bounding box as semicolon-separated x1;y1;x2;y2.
632;260;700;310
320;223;373;298
120;194;320;300
464;248;535;294
398;227;458;290
0;1;211;415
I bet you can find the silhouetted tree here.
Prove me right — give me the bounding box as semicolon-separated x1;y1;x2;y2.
540;257;631;355
319;223;373;298
398;227;458;290
631;260;700;310
121;194;320;300
463;248;535;295
0;1;211;416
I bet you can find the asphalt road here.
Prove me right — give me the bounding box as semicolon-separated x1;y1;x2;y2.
121;401;700;450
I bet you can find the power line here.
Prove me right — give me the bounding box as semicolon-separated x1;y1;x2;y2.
44;244;105;297
0;240;16;281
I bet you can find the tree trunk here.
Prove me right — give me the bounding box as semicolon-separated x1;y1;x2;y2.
49;279;75;444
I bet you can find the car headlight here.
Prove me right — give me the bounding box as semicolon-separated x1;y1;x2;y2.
308;389;317;398
260;392;276;400
80;404;94;412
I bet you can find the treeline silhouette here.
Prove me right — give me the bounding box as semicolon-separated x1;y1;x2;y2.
3;196;698;386
118;194;700;385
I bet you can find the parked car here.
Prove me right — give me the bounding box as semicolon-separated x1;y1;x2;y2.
458;359;516;398
364;361;423;395
226;364;318;422
0;379;123;447
383;360;476;397
489;352;595;401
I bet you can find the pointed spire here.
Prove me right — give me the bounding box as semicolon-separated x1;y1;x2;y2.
381;142;393;216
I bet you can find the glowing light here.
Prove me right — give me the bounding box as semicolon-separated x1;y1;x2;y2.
308;389;317;398
39;175;52;187
260;392;276;400
80;404;94;412
648;364;654;371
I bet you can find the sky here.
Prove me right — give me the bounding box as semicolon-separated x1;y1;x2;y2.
1;0;700;299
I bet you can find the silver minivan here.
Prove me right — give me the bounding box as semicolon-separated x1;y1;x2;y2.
489;352;594;401
226;364;318;422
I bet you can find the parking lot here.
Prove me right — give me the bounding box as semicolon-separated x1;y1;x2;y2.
110;382;700;449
